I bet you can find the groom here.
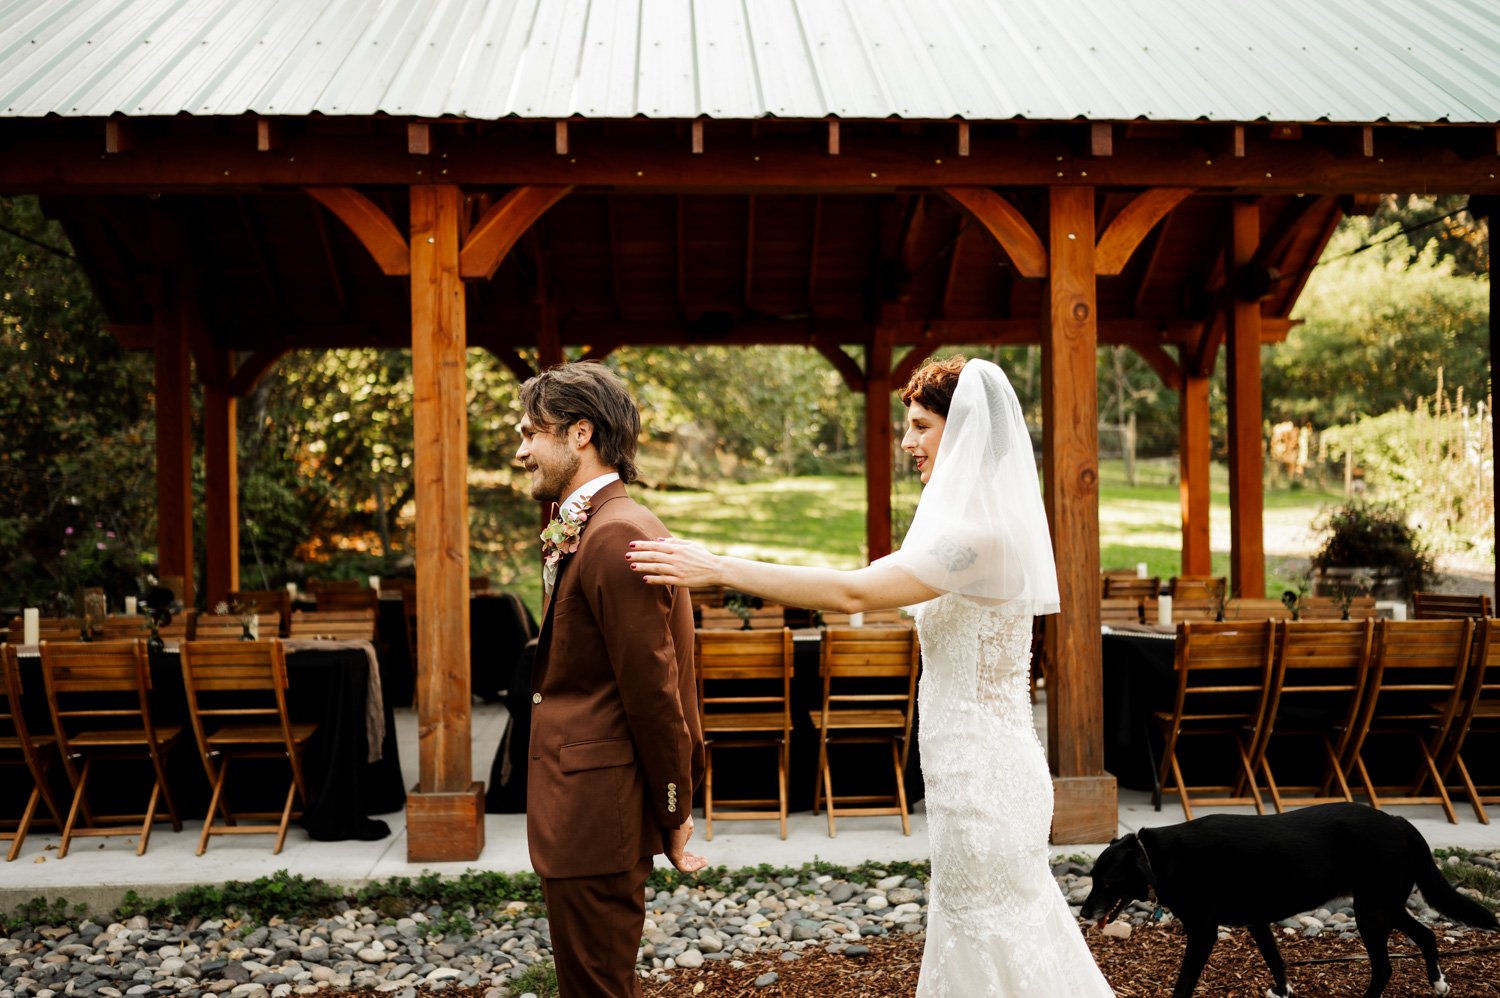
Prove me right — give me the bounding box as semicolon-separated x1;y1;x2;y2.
515;362;706;997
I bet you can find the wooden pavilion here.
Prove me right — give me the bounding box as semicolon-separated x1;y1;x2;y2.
1;0;1496;854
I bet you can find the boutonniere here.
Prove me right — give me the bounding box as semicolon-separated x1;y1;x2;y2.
541;496;592;594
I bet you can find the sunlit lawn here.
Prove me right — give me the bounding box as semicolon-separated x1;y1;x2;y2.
503;462;1346;619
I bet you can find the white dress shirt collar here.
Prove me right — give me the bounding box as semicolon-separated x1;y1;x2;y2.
562;471;620;515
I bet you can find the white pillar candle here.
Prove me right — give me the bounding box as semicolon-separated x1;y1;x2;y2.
286;581;298;599
849;612;865;627
1156;595;1173;626
124;596;138;616
23;608;40;646
368;575;381;592
1136;562;1149;579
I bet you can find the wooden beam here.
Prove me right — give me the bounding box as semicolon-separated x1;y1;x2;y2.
1090;122;1113;158
203;346;239;607
104;119;133;154
238;196;281;315
407;122;432;156
813;340;866;393
458;185;571;280
690;120;703;155
1179;370;1212;575
1131;210;1174;315
675;194;687;317
152;216;195;608
487;344;536;382
889;345;928;390
743;194;756;312
864;327;894;561
956;121;970;157
1093;187;1193;276
938;220;967;319
310;200;349;317
256;119;278;153
1130;343;1181;390
407;183;483;860
1041;185;1113;842
827;119;840;156
305;187;410;276
806;195;823;312
555;121;569;155
1226;200;1266;598
228;347;290;397
941;187;1047;278
1269;123;1303;141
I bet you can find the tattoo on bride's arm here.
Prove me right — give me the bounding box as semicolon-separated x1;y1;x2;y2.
930;538;978;572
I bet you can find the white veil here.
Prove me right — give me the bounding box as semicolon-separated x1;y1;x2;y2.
876;358;1060;616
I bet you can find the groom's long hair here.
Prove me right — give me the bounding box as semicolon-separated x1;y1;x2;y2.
520;362;641;484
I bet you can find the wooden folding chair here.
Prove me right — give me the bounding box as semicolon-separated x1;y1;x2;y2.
1249;619;1374;812
694;628;794;840
1154;620;1275;820
1224;598;1291;621
1170;575;1227;600
1438;617;1500;823
179;640;317;854
7;616;85;644
810;626;920;836
229;590;294;635
1104;577;1161;600
1343;619;1474;824
1299;596;1379;620
1412;592;1492;621
699;605;786;630
194;612;283;641
1;645;65;861
39;639;182;857
1099;598;1144;625
99;615;149;639
289;609;377;640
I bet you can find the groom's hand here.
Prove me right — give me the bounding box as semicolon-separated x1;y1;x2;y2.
665;814;708;873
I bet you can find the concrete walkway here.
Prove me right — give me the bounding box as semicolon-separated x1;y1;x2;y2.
3;698;1497;914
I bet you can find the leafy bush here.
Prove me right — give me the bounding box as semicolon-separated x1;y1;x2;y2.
1310;501;1435;595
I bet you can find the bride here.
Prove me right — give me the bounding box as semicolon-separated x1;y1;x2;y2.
626;355;1115;996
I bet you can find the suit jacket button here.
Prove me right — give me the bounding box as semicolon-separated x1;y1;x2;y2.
532;693;542;704
668;803;677;813
668;782;677;791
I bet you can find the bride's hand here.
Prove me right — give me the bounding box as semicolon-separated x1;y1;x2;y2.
627;537;721;588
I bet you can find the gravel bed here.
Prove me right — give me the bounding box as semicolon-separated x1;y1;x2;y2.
1;852;1495;997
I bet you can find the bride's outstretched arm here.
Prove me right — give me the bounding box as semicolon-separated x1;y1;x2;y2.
625;537;941;613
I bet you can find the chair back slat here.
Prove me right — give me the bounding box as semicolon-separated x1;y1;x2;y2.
1413;592;1492;620
818;609;908;627
1224;598;1292;621
193;613;282;640
694;628;792;729
39;639;162;741
1297;595;1378;620
1099;597;1143;624
699;605;785;630
289;610;377;640
180;640;286;693
1170;575;1227;600
1104;577;1160;600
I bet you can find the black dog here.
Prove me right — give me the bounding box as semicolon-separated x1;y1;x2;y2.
1080;803;1497;998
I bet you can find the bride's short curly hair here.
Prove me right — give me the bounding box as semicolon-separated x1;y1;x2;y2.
899;355;966;418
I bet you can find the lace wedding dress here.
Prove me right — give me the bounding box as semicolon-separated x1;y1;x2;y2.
913;592;1116;997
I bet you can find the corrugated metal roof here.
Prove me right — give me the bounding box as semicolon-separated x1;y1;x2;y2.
1;0;1497;122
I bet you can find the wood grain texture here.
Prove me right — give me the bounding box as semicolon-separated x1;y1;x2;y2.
1179;373;1213;576
203;347;239;607
1226;200;1266;598
304;187;409;276
458;185;572;280
1094;187;1193;276
941;187;1047;278
410;184;474;795
864;328;894;562
405;783;485;862
1040;186;1106;783
1050;775;1117;844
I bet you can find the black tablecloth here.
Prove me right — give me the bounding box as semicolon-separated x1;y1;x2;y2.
11;645;402;841
375;593;536;707
1101;630;1177;792
485;631;925;815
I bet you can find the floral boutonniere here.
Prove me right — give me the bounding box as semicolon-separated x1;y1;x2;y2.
541;496;592;594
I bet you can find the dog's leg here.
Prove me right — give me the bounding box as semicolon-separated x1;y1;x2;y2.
1171;924;1218;998
1354;906;1395;998
1393;908;1448;996
1247;923;1292;998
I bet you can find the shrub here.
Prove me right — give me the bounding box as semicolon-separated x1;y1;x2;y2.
1310;501;1435;596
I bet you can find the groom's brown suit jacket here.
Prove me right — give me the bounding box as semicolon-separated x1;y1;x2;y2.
527;479;704;879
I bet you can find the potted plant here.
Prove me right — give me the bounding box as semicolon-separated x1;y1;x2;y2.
1309;502;1433;601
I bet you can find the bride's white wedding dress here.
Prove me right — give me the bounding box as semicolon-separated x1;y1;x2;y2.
913;592;1115;997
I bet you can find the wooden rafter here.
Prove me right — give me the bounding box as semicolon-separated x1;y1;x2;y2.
939;219;968;320
1094;187;1193;276
305;187;410;276
607;195;624;320
812;339;865;393
458;185;571;280
675;193;687;317
1130;343;1182;390
1131;211;1174;316
486;344;536;383
807;195;823;313
743;194;756;313
228;347;290;397
940;187;1046;278
890;345;928;390
309;200;348;317
237;196;281;315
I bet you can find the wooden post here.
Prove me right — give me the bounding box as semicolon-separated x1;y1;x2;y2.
152;223;195;608
1040;186;1116;843
203;348;239;606
1226;201;1267;598
1179;373;1212;575
405;184;482;862
865;327;894;562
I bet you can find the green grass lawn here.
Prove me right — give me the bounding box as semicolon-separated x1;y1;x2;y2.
504;461;1347;619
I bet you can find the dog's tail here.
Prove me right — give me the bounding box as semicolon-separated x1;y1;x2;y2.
1402;818;1499;929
